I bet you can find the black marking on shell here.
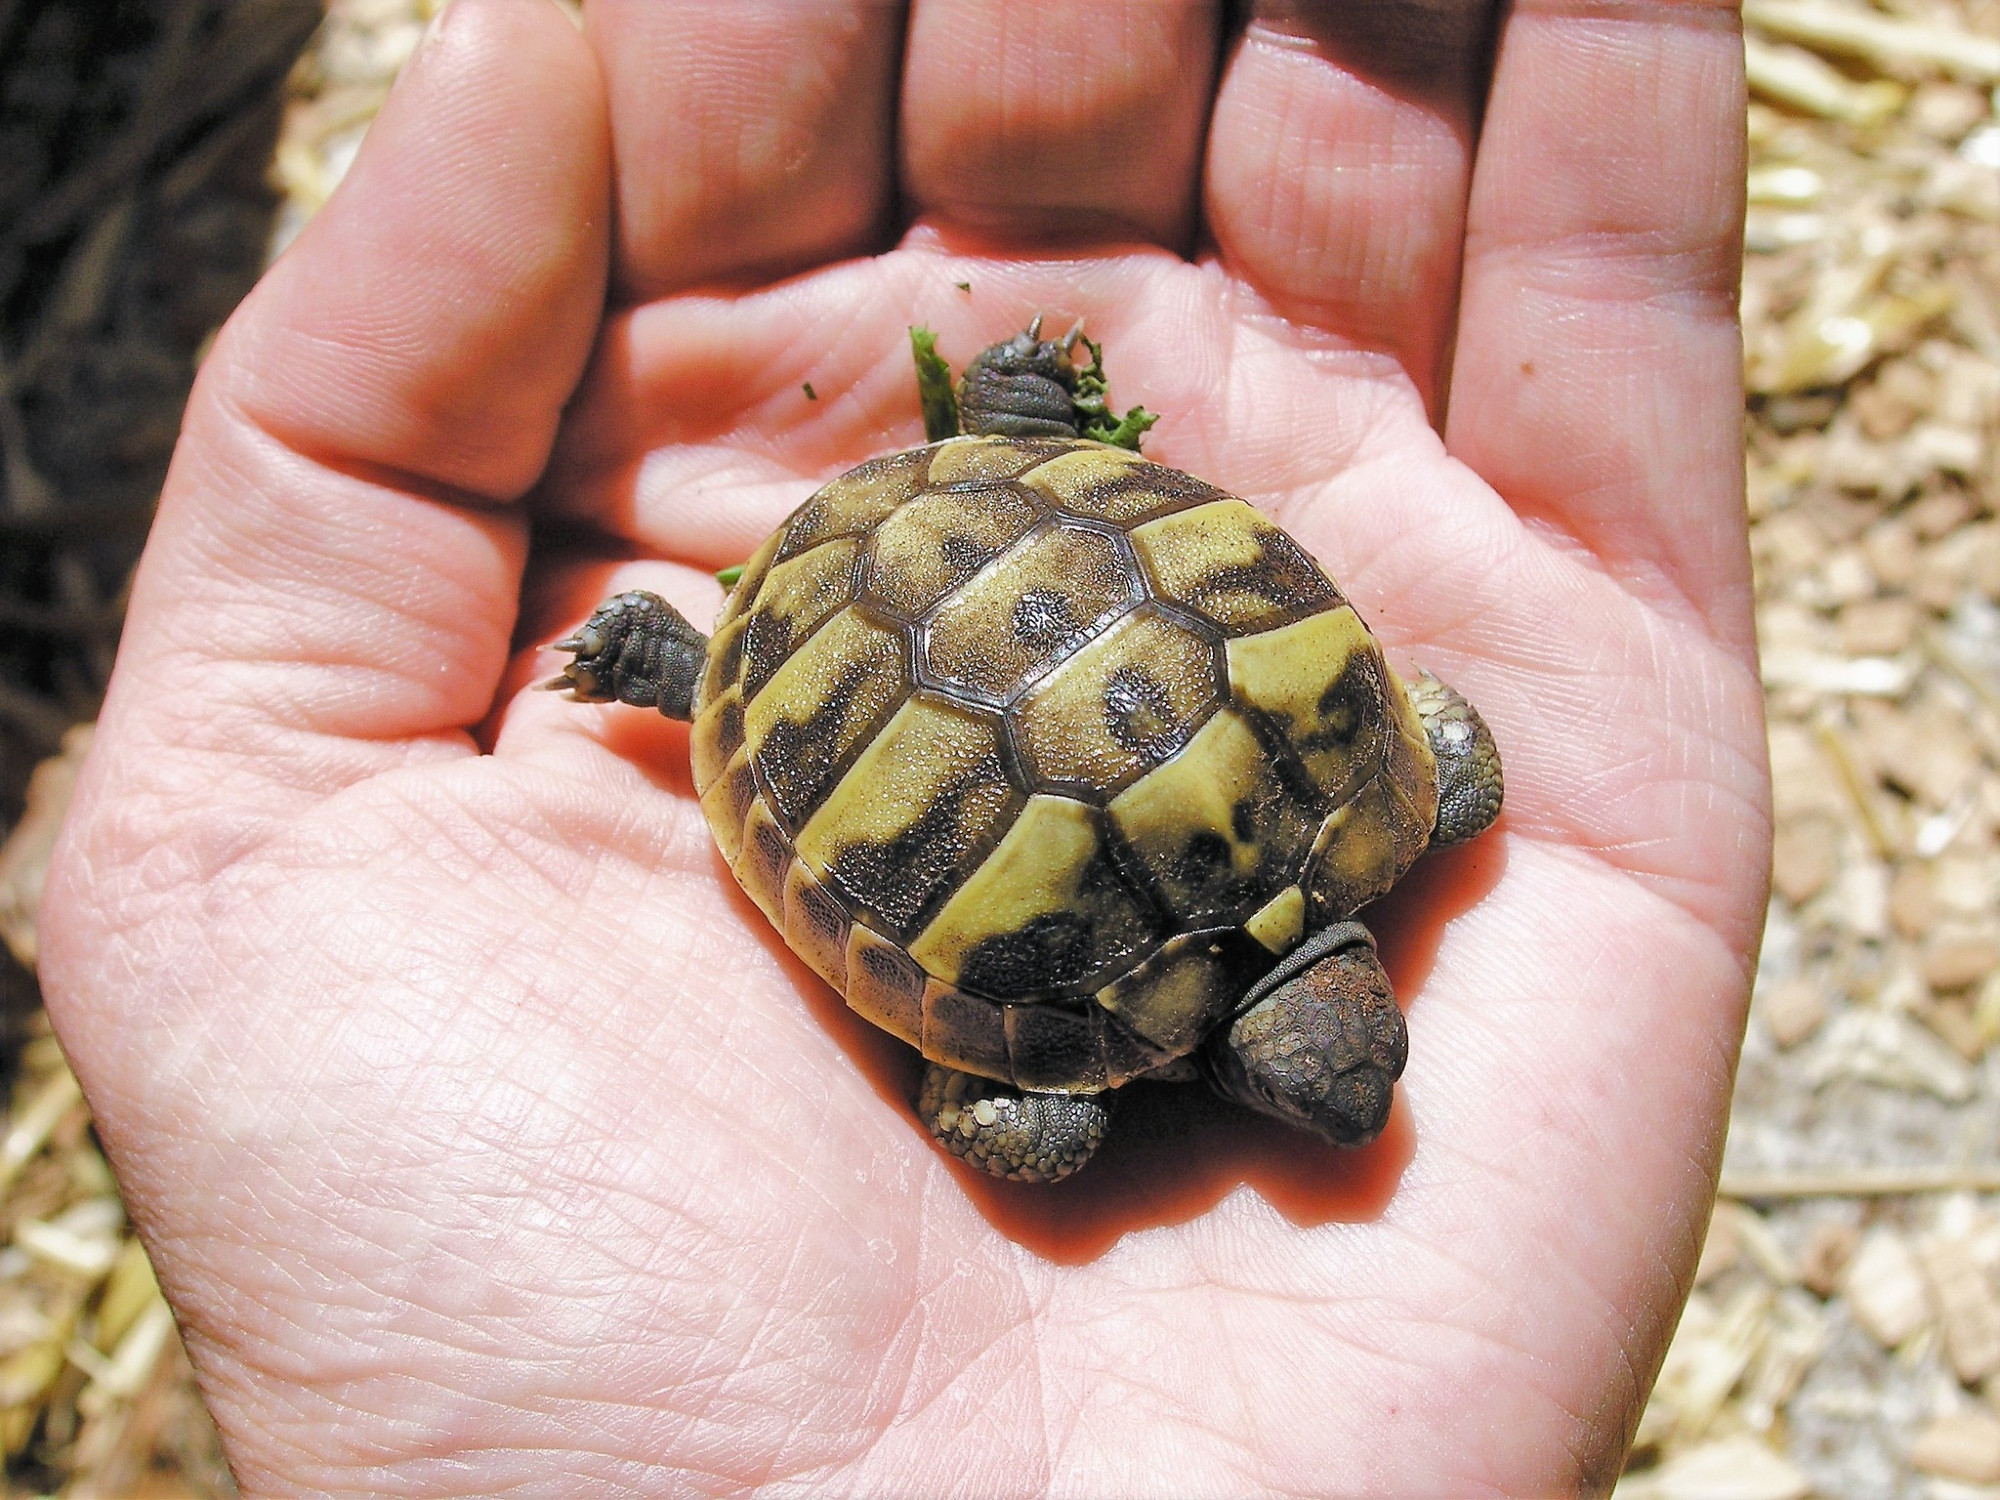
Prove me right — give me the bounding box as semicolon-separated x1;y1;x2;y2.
1029;452;1225;527
957;912;1100;1000
1102;666;1186;763
938;532;990;580
775;447;933;561
750;612;913;832
1171;532;1343;634
1011;588;1075;653
1233;695;1339;821
824;742;1018;941
951;804;1168;1003
859;934;927;1004
1091;809;1179;934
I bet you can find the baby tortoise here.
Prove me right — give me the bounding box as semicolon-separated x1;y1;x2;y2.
553;321;1502;1183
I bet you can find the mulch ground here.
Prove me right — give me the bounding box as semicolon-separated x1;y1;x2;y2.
1;1;1997;1493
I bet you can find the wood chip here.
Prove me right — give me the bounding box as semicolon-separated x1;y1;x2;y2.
1744;33;1907;127
1845;1227;1936;1348
1802;1221;1863;1297
1761;975;1830;1049
1893;861;1939;939
1697;1209;1742;1286
1773;816;1843;905
0;724;90;971
1725;1167;2000;1199
1912;1411;2000;1484
1926;938;2000;992
1746;0;2000;81
1923;1236;2000;1384
1843;596;1922;656
1616;1436;1812;1500
1806;1007;1978;1101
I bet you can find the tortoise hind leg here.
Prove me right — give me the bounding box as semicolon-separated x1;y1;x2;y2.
549;590;707;721
918;1064;1111;1183
1403;671;1503;848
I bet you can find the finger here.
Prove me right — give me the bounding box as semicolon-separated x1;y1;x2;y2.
900;0;1221;247
225;0;610;503
120;0;609;772
587;0;904;302
1202;1;1493;409
1444;0;1749;640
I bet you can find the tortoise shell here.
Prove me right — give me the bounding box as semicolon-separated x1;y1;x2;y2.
687;435;1439;1093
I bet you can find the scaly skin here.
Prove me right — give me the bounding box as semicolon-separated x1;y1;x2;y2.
39;2;1762;1495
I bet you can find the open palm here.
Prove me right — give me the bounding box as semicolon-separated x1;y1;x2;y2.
43;1;1765;1493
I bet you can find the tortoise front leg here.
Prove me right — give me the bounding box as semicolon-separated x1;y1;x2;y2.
918;1064;1112;1183
550;590;707;721
1201;922;1406;1147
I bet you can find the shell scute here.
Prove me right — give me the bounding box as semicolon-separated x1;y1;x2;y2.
922;981;1011;1077
1021;445;1224;525
845;923;926;1046
743;607;909;829
909;794;1157;999
794;695;1019;941
1092;928;1263;1057
1245;884;1306;953
1303;774;1432;920
1005;1003;1107;1092
734;800;792;923
1224;608;1388;810
862;482;1041;619
716;530;783;628
705;615;749;699
778;448;932;560
1011;608;1222;798
783;860;850;991
738;538;862;697
699;748;758;863
1106;708;1321;927
689;687;744;792
922;521;1138;702
927;435;1066;485
1131;499;1342;635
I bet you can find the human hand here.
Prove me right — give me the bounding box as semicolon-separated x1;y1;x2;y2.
42;0;1763;1492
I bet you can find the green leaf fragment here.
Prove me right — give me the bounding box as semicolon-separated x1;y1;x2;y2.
1084;405;1159;451
716;564;745;587
1070;334;1155;451
954;281;971;292
909;325;961;442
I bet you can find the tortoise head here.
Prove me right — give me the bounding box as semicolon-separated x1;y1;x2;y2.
1201;922;1406;1148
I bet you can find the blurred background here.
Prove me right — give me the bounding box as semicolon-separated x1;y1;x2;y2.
0;0;1996;1494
